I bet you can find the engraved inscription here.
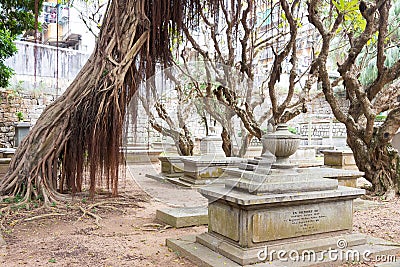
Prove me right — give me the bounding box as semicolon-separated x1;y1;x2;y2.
285;209;328;235
252;201;353;243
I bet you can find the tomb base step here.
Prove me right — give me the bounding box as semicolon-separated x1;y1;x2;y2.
167;233;400;266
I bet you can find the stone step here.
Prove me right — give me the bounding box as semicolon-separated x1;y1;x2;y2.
225;177;338;194
166;235;240;267
156;207;208;228
247;159;260;165
239;163;258;171
167;234;400;266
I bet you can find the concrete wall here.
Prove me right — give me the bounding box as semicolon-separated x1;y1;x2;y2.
1;41;90;147
5;41;91;94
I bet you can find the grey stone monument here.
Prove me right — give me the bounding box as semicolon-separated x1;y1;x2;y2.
167;152;399;266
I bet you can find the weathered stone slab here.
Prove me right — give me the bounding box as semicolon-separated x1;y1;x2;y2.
198;232;366;265
251;200;352;242
225;177;338;194
166;235;240;267
156;207;208;228
151;141;177;153
0;148;15;159
200;135;225;156
199;185;364;206
322;149;357;169
297;167;364;188
181;156;246;180
222;167;295;181
209;203;240;241
239;163;258;171
159;156;184;174
124;149;162;164
168;234;400;266
223;167;364;189
165;177;229;188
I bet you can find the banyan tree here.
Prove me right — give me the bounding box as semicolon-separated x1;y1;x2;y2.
0;0;217;204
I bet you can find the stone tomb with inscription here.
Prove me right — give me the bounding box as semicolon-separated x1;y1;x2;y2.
167;155;399;266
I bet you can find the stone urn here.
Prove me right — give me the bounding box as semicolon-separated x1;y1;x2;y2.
261;123;301;164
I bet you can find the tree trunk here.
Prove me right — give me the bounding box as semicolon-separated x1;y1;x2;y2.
347;131;400;198
0;0;150;204
238;133;253;158
221;127;232;157
178;126;194;156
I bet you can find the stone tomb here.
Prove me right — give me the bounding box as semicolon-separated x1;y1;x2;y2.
167;166;398;266
200;135;225;156
159;156;184;175
178;156;246;186
322;149;357;170
149;155;246;187
156;206;208;228
123;144;162;164
297;167;364;188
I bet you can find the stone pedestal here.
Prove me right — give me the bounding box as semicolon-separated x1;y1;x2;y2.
200;135;225;156
198;186;361;258
322;149;357;170
166;156;391;266
14;122;31;147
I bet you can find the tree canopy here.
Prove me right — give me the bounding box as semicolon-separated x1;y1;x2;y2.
309;0;400;197
0;0;40;87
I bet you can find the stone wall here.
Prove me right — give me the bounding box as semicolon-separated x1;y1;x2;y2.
0;91;51;147
296;121;347;138
1;41;89;148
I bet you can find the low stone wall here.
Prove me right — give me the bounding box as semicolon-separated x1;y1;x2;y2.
0;91;50;147
296;121;347;138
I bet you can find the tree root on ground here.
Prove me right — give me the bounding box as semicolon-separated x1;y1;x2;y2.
23;213;67;222
78;206;102;226
0;198;143;231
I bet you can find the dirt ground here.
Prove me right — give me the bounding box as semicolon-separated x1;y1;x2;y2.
0;164;399;267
